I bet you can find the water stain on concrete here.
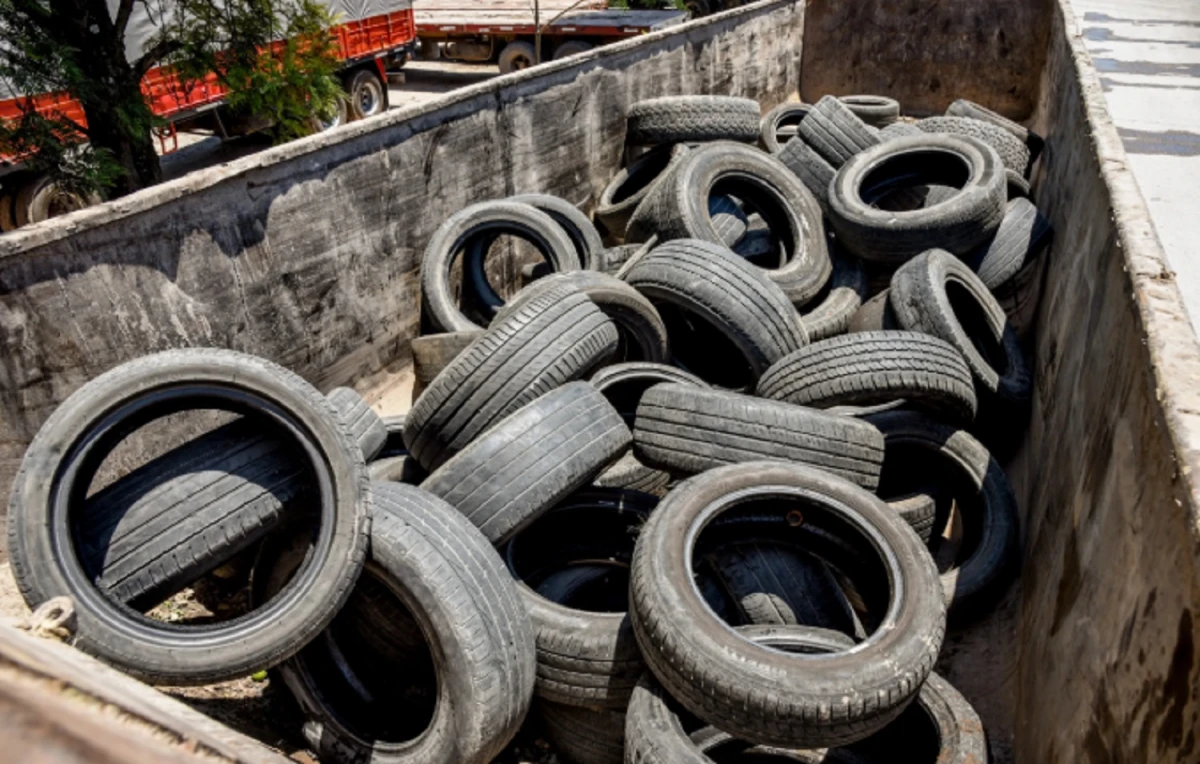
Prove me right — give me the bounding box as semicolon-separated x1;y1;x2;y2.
1084;12;1200;29
1092;58;1200;78
1084;26;1200;48
1101;77;1200;92
1117;128;1200;156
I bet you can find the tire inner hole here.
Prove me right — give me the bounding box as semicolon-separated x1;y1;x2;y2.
709;177;796;271
945;279;1010;376
456;228;551;321
656;302;757;390
859;149;971;213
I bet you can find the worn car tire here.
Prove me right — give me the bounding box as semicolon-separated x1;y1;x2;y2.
967;197;1053;289
539;702;625;764
411;330;486;400
594;145;690;243
878;122;923;140
839;95;900;128
756;331;977;425
630;461;945;747
799;249;869;341
7;349;370;684
827;134;1007;264
761;103;812;154
797;95;882;167
421;200;581;332
494;271;669;364
625;143;831;305
777;135;837;209
326;387;387;462
627;96;761;145
889;249;1031;407
621;239;809;389
917;116;1032;178
947;97;1044;166
421;382;630;544
272;482;535;764
634;383;885;490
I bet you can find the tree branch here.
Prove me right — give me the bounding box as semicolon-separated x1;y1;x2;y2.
115;0;136;36
133;39;180;76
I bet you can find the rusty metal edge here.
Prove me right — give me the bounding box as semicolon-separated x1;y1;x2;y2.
0;0;799;260
1058;0;1200;539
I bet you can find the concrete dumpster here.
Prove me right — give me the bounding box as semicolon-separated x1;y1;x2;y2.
0;0;1198;761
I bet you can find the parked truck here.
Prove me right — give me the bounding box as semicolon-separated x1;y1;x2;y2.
0;0;417;232
413;0;687;72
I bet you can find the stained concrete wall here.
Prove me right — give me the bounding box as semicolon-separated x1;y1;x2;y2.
800;0;1055;119
0;1;804;546
1005;1;1200;760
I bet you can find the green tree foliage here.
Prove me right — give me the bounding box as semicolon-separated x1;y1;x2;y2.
0;0;341;199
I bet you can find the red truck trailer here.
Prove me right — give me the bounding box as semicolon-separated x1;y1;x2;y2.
0;0;417;232
413;0;687;73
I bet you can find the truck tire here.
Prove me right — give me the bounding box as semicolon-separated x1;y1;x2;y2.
411;330;486;399
621;239;809;389
848;290;900;333
703;541;860;634
889;249;1031;407
761;103;812;154
539;702;625;764
866;410;1020;616
13;174;98;226
422;201;581;332
799;249;869;341
797;95;882;167
405;283;618;470
553;40;594;59
827;134;1007;264
778;135;836;208
633;384;885;490
421;382;630;544
273;482;535;764
967;197;1053;289
498;41;537;73
326;387;387;461
756;331;978;425
345;67;388;120
839;95;900;128
626;96;760;145
626;144;832;305
7;349;370;684
504;488;655;708
594;144;690;243
629;461;945;747
947;97;1044;165
494;271;669;364
917;116;1032;178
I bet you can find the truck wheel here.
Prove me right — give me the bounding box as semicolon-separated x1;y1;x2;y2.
499;41;537;74
553;40;594;60
14;174;98;226
345;68;388;120
311;96;348;132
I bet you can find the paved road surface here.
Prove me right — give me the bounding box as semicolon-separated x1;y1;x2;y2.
1071;0;1200;335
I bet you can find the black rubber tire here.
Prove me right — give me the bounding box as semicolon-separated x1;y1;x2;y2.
889;249;1031;407
796;95;882;167
274;482;536;764
592;451;670;496
421;382;630;545
553;39;595;60
878;122;923;140
708;194;750;246
633;383;885;490
626;144;831;306
411;330;486;400
368;454;426;484
621;239;809;389
1006;169;1031;201
345;67;388;120
916;116;1032;178
507;193;605;272
596;243;651;274
847;290;900;333
498;40;537;74
866;410;1020;615
594;144;690;243
761;103;812;154
7;349;370;684
777;135;836;209
947;97;1044;166
702;541;860;634
888;490;941;544
992;243;1047;340
326;387;387;461
493;271;669;364
756;331;978;425
504;488;656;708
827;134;1007;264
799;248;869;341
13;174;98;226
539;702;625;764
627;96;761;145
629;461;945;747
420;200;580;332
839;95;900;128
967;197;1053;289
404;283;618;471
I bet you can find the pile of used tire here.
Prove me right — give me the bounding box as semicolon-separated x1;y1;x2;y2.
7;92;1047;764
